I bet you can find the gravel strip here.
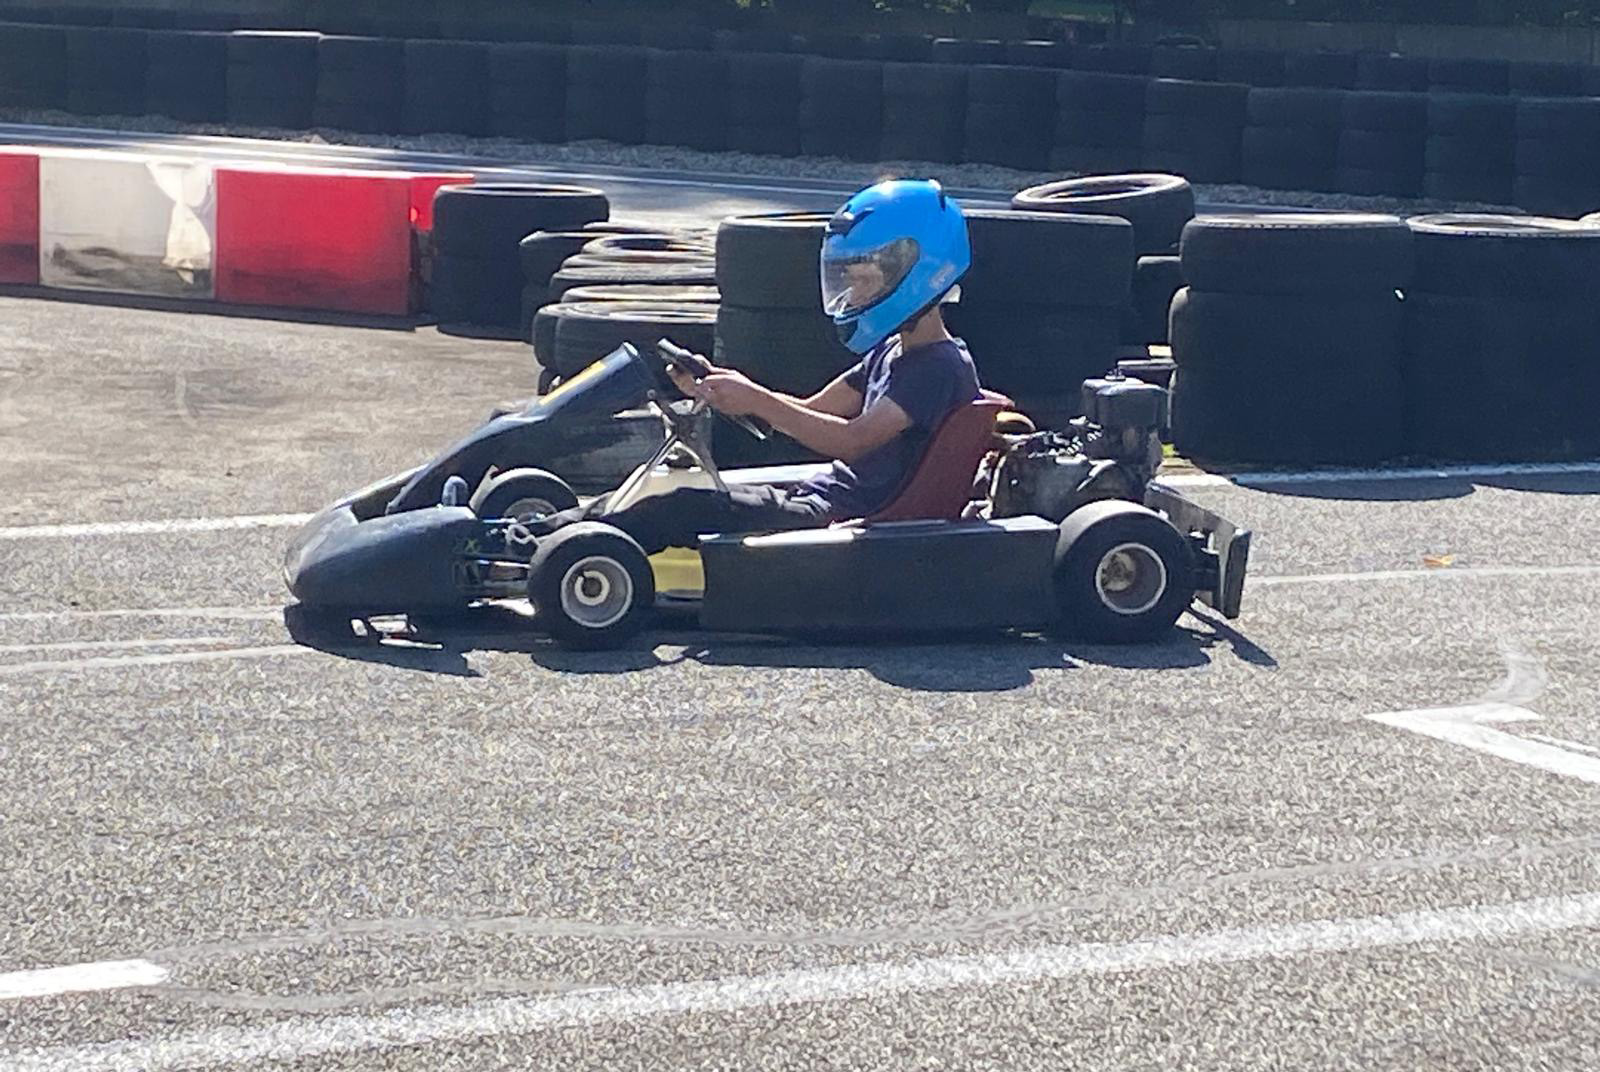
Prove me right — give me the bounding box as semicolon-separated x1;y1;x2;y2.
0;107;1523;217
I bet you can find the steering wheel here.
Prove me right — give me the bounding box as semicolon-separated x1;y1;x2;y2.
656;339;770;442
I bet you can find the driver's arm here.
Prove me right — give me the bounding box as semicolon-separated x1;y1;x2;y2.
802;368;866;418
750;392;911;464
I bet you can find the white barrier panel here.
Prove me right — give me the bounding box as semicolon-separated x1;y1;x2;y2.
38;149;215;299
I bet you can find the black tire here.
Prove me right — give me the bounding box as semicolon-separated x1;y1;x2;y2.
146;30;227;122
227;63;315;128
1283;50;1355;89
1151;45;1218;82
1141;140;1243;186
1072;43;1153;76
726;51;803;127
963;209;1136;310
882;62;966;163
929;37;1007;65
580;233;715;260
798;58;882;161
1146;78;1250;126
1052;501;1194;644
1170;355;1405;466
1178;213;1414;298
1517;96;1600;140
1129;255;1184;345
1246;86;1345;127
1356;53;1429;92
1407;213;1600;300
531;304;562;368
1427;92;1515;139
1058;70;1149;115
1509;60;1585;98
561;284;719;304
64;26;147;117
944;303;1123;402
1425;134;1514;177
1006;39;1072;69
964;100;1054;170
403;40;490;136
1342;90;1427;134
550;301;717;378
569;19;639;47
1241;125;1340;192
713;305;856;396
487;42;567;141
528;522;655;650
1516;137;1600;182
1512;176;1600;219
1402;291;1600;461
1428;57;1508;96
518;230;599;286
432;252;523;329
1170;285;1405;379
639;25;713;51
714;213;828;310
434;184;610;260
1216;47;1285;88
317;35;404;112
549;261;716;301
645;48;727;151
1337;128;1425;172
565;45;648;144
1013;174;1195;256
1057;108;1146;149
714;29;794;54
227;29;317;72
470;468;578;521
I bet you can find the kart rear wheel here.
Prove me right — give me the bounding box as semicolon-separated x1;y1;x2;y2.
527;522;655;650
1052;501;1194;643
471;468;578;522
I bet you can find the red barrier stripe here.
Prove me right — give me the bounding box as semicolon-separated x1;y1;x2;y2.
0;149;40;285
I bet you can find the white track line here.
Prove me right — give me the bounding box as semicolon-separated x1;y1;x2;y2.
0;636;234;656
0;645;311;677
0;606;283;623
1161;460;1600;489
0;959;167;1001
7;892;1600;1071
0;515;312;540
1256;565;1600;587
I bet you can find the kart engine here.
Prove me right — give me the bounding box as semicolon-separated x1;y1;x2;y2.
987;374;1168;523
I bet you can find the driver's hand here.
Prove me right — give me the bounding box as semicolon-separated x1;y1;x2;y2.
697;371;765;416
666;365;698;397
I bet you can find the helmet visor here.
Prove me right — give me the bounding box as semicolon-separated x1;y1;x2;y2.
821;237;920;318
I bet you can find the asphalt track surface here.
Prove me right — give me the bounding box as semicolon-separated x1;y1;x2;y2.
2;159;1600;1068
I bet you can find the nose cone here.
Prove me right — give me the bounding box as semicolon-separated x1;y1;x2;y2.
284;505;482;614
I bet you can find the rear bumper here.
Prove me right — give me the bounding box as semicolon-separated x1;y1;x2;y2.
1143;482;1251;620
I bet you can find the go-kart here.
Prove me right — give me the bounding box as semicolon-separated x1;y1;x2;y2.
283;339;1251;650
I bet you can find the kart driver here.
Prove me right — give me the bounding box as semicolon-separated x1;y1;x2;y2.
528;177;981;555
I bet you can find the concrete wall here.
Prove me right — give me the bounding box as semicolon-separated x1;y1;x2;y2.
1218;18;1600;63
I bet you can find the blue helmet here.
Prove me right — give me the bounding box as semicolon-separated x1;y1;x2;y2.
820;178;971;355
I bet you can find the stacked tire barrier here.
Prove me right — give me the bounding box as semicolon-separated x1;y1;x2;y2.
963;65;1055;170
0;21;64;108
1170;215;1413;465
146;31;226;123
647;49;726;152
1428;57;1509;96
1513;98;1600;217
65;26;147;117
1425;93;1516;205
315;35;404;134
799;58;881;161
1142;78;1248;184
881;62;966;163
488;43;566;142
1402;215;1600;461
726;52;803;156
404;40;488;136
1283;50;1356;89
1335;91;1428;198
1012;174;1194;346
712;213;855;464
945;208;1134;424
1243;87;1345;193
1052;71;1147;175
431;184;610;332
566;45;647;144
1355;53;1430;92
227;30;317;129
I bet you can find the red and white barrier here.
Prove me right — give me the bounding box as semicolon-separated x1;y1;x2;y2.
0;146;472;316
0;148;40;285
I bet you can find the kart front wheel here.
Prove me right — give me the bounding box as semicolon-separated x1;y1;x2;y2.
1053;500;1194;643
527;523;655;650
471;468;578;522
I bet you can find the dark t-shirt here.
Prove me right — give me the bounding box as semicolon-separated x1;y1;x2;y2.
799;336;980;519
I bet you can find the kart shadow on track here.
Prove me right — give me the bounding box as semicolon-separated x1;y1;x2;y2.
1235;468;1600;503
284;603;1276;693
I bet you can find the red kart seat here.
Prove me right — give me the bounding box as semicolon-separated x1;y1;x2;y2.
863;390;1013;523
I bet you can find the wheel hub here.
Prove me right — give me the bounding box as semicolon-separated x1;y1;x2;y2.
559;555;633;629
1094;542;1168;616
